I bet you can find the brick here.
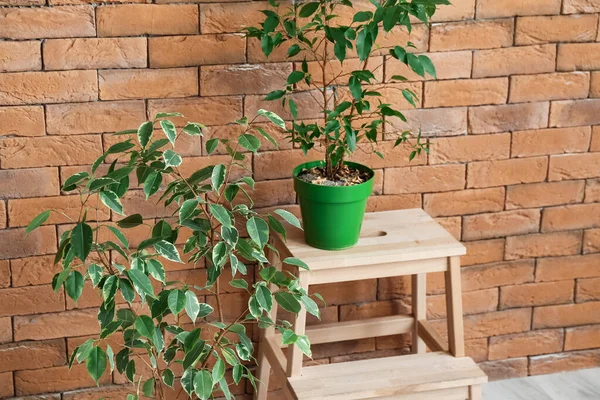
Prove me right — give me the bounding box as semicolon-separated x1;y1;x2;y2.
203;122;290;154
0;41;41;72
509;72;590;103
584;229;600;254
478;358;528;381
558;43;600;71
386;107;467;137
592;72;600;98
462;260;535;292
500;280;574;309
516;15;598;45
505;231;582;260
468;102;550;134
340;81;423;111
253;149;321;181
384;164;465;194
563;0;600;13
427;288;498;319
371;24;430;56
432;308;532;340
431;0;475;22
476;0;561;18
350;141;427;170
0;0;43;4
462;239;505;266
97;4;198;37
0;339;66;373
366;194;422;212
1;135;102;169
506;181;585;209
429;133;510;164
200;63;291;96
340;300;411;321
565;325;600;350
300;57;383;90
542;203;600;232
386;51;472;82
14;309;99;341
119;190;178;220
0;106;45;137
430;19;514;51
463;209;540;241
467;157;548;188
246;90;324;121
149;35;246;68
0;202;4;229
200;2;265;33
245;179;295;209
473;44;556;78
0;260;7;288
537;254;600;282
0;70;97;106
424;187;504;217
148;97;242;127
0;6;95;40
530;349;600;375
311;280;376;306
511;126;591;157
44;38;147;70
577;277;600;303
46;101;146;136
0;372;13;397
11;255;62;287
549;153;600;181
0;318;10;344
585;179;600;203
9;195;110;227
0;226;56;260
550;99;600;128
435;216;462;240
424;78;508;108
15;363;111;396
0;285;65;317
99;68;198;101
533;301;600;328
589;124;600;150
0;168;59;199
489;329;564;361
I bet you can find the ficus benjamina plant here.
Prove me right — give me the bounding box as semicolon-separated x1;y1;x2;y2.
245;0;449;180
27;110;320;399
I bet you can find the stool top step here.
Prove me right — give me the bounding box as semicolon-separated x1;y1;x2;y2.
276;209;465;271
289;351;487;399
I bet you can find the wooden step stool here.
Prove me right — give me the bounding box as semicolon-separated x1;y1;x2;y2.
255;209;488;400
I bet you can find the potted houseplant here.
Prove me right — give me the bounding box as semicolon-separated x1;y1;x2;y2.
246;0;446;250
27;112;319;399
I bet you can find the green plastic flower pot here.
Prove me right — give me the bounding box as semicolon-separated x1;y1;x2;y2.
293;160;375;250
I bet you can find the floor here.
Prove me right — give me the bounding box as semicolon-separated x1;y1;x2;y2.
483;368;600;400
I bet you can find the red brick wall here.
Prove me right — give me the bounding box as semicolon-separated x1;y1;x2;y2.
1;0;600;398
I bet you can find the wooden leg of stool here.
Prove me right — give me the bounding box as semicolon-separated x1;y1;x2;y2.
254;342;271;400
287;270;309;377
469;385;482;400
411;273;426;354
445;256;465;357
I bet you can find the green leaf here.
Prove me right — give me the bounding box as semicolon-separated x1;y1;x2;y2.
99;190;124;215
255;285;273;312
168;289;186;315
72;222;93;262
119;278;135;303
196;303;214;319
299;1;319;17
353;11;372;22
407;53;425;77
162;369;174;388
209;204;232;227
128;269;155;299
230;279;248;289
287;71;304;85
154;240;182;263
106;344;115;372
212;241;227;268
181;369;196;396
183;122;204;136
283;257;310;270
349;75;362;101
106;226;128;249
402;89;417;107
86;346;107;385
137;121;153;149
257;109;285;129
238;133;261;153
212;358;225;383
134;315;155;339
143;171;162;199
106;141;135;155
211;164;226;192
356;29;372;61
275;292;301;314
62;171;90;190
160;120;177;146
221;225;238;247
116;214;143;229
147;259;165;284
296;334;312;357
194;370;213;400
163;149;182;168
255;127;278;149
88;264;103;287
274;209;302;230
301;295;320;318
289;98;298;120
26;210;50;234
155;112;183;119
418;55;437;78
88;177;118;192
185;290;200;322
265;90;286;101
179;199;198;223
247;217;269;248
153;327;164;353
205;138;219;155
287;43;301;57
142;378;155;397
102;275;118;303
65;270;84;302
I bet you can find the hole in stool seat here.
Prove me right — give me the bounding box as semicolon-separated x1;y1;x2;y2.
359;230;388;238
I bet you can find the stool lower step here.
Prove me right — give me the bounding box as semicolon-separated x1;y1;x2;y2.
287;352;487;400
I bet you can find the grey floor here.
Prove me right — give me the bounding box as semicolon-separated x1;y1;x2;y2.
484;368;600;400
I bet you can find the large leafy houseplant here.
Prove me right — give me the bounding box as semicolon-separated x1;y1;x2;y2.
246;0;447;250
27;112;319;399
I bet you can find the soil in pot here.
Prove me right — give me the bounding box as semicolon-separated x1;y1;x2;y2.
297;164;371;186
